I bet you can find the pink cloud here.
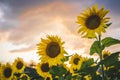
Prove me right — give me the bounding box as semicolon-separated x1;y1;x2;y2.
10;45;36;53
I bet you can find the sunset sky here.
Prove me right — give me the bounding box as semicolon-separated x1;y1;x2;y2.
0;0;120;63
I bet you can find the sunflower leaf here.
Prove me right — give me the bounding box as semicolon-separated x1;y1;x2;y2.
61;55;71;62
90;41;104;55
49;65;67;77
80;58;94;70
100;52;120;67
64;73;72;80
102;37;120;47
104;23;112;28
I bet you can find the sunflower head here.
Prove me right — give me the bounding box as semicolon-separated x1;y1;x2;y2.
37;35;66;66
77;4;110;38
69;53;83;74
12;57;25;73
20;73;30;80
1;63;13;80
102;50;111;59
36;62;51;78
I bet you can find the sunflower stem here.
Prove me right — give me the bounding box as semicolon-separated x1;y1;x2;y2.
98;35;105;80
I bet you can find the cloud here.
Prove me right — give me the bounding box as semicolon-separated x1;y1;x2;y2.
95;0;120;14
1;1;119;55
6;2;92;54
10;45;36;53
8;2;77;44
0;2;19;32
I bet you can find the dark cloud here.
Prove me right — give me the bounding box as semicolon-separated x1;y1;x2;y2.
0;0;55;17
0;0;94;16
0;2;19;31
95;0;120;14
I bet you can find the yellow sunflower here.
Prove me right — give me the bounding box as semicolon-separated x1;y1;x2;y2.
102;50;111;59
37;35;66;66
69;53;83;74
12;57;26;73
36;62;52;79
77;4;110;38
20;73;30;80
0;63;13;80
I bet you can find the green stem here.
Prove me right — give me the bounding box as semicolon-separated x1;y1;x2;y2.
98;35;105;80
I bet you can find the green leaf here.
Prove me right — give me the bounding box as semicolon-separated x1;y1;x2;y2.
49;65;67;77
102;37;120;47
81;58;94;70
64;73;72;80
58;77;64;80
61;55;71;62
90;41;104;55
101;52;120;67
104;23;112;28
77;58;98;76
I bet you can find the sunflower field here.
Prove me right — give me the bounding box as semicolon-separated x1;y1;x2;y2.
0;4;120;80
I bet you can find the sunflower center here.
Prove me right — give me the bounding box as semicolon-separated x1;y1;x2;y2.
41;63;50;72
73;58;80;65
4;67;12;78
46;42;60;58
16;61;23;70
86;15;101;29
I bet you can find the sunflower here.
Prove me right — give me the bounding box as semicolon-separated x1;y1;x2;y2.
20;73;30;80
69;53;83;74
77;4;110;38
0;63;13;80
37;35;66;66
12;57;25;73
36;62;52;79
102;50;111;59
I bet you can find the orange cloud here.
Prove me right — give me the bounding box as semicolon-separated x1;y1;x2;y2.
7;2;92;54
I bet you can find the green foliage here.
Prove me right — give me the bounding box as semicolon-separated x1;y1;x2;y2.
80;58;94;70
24;67;43;80
61;55;71;62
90;41;104;55
101;52;120;67
102;37;120;47
49;65;68;77
104;23;112;28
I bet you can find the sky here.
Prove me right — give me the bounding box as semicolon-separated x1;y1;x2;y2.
0;0;120;63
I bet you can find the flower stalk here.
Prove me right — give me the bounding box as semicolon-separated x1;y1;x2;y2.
98;35;105;80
